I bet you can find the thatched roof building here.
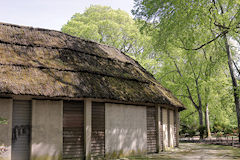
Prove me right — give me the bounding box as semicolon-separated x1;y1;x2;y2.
0;22;185;160
0;22;184;110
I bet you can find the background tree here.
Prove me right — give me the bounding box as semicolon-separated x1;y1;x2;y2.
62;4;239;139
133;0;240;139
62;5;159;73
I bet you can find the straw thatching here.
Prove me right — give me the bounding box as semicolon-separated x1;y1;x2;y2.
0;22;184;110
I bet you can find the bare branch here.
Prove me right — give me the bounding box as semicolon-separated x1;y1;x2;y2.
214;22;230;29
180;30;228;51
233;60;240;76
159;70;177;81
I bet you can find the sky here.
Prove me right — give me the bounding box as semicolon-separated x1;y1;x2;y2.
0;0;134;31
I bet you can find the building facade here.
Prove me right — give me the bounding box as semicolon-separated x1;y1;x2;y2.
0;22;185;160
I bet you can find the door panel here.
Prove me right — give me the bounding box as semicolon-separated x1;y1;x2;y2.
91;102;105;158
12;100;31;160
63;101;84;160
147;106;157;153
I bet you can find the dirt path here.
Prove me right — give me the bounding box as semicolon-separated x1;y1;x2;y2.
128;143;240;160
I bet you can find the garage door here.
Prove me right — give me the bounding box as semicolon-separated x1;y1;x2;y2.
91;102;105;158
12;100;31;160
63;101;84;160
147;106;157;153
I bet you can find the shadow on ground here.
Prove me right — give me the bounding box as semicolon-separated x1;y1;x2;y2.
127;143;240;160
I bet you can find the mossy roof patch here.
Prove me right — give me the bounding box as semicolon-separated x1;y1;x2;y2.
0;22;185;110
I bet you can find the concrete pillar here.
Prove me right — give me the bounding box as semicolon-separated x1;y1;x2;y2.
156;105;161;153
162;108;168;151
84;99;91;159
175;108;179;147
160;107;163;151
31;100;63;160
0;98;12;160
167;109;170;148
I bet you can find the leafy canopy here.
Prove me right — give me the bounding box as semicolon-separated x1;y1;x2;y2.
62;5;159;73
133;0;240;133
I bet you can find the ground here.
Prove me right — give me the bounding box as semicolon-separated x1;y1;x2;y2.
126;143;240;160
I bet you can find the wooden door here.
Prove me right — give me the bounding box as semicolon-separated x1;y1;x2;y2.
12;100;31;160
147;106;157;153
63;101;84;160
91;102;105;158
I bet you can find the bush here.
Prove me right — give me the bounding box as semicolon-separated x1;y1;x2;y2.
188;129;197;137
216;132;224;137
223;126;234;135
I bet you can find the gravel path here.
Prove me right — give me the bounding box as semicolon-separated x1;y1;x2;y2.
128;143;240;160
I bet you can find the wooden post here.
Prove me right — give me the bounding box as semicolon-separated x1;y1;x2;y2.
232;137;234;146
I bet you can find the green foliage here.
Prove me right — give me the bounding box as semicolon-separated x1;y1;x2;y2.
62;5;158;74
61;3;240;137
133;0;240;136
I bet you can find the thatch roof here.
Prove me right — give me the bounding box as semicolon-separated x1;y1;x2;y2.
0;22;184;110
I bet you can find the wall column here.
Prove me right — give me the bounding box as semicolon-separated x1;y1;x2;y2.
0;98;12;160
167;109;170;148
84;99;91;159
162;108;168;151
175;108;179;147
156;105;161;152
31;100;63;160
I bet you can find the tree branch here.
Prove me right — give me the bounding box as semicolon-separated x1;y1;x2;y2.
233;60;240;76
159;70;177;81
167;52;199;109
180;30;228;51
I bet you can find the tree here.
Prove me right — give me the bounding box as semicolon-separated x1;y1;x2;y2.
61;5;158;73
133;0;240;140
153;40;228;138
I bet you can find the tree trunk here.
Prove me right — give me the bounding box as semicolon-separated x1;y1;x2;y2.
205;104;211;138
224;35;240;142
198;108;204;140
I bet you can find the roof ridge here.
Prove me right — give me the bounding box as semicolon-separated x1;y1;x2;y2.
0;22;155;80
0;62;149;84
0;39;133;65
0;39;156;83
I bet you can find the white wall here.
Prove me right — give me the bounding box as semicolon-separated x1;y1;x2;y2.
105;103;147;155
169;110;174;148
31;100;63;160
162;108;168;150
